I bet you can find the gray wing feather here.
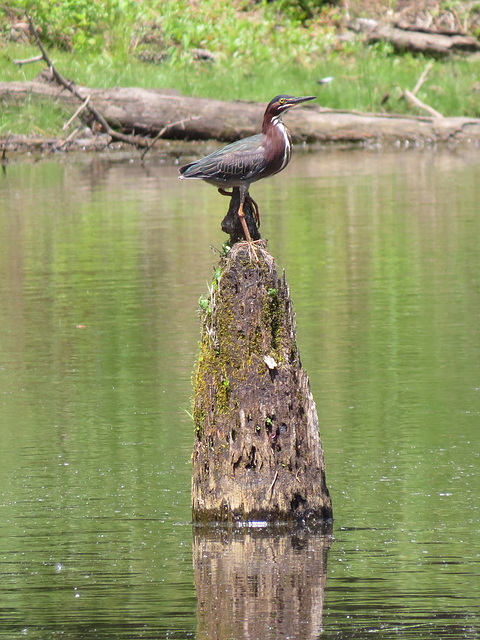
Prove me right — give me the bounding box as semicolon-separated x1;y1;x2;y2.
180;134;267;181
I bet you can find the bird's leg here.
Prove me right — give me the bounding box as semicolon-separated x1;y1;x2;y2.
246;194;260;227
221;188;260;227
238;186;253;243
238;203;253;244
219;185;260;245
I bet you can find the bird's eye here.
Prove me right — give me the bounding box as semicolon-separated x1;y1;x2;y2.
279;98;285;104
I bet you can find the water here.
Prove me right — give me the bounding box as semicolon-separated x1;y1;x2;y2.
0;148;479;639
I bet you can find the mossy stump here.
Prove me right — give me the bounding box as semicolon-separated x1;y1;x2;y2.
192;242;332;524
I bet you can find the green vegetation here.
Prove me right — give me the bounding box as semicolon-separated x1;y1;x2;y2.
1;0;480;136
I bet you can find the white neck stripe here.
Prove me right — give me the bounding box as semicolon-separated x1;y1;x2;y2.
272;116;291;171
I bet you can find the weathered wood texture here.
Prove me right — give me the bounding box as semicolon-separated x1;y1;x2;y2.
2;81;480;146
351;18;480;56
221;187;261;244
192;243;332;524
194;529;331;639
370;24;480;55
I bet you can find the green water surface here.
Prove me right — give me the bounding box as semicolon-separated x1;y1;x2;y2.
0;148;479;639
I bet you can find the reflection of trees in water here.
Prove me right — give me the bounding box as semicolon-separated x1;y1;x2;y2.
194;529;331;640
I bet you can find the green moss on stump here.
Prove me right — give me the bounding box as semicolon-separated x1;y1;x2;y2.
192;242;332;524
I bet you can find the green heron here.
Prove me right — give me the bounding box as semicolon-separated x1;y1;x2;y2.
178;94;316;242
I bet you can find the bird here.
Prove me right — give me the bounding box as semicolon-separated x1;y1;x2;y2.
178;94;316;243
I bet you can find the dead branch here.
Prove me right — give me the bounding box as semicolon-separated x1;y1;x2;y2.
402;61;442;118
26;14;153;150
412;61;433;96
13;54;43;67
63;95;90;130
451;8;464;33
57;126;80;149
404;89;443;118
140;115;200;159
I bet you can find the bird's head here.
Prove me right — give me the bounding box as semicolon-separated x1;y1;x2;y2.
266;94;316;116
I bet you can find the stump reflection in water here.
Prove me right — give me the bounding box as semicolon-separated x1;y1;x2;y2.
193;528;331;640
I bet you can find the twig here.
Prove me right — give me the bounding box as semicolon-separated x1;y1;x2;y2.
33;124;48;136
57;126;80;149
63;95;90;130
267;470;278;502
403;61;442;119
412;61;433;96
26;14;153;150
451;8;464;33
404;89;443;118
27;16;110;131
13;54;43;68
140;116;200;159
27;17;77;92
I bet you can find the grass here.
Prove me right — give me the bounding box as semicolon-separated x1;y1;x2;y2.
0;92;73;137
1;0;480;136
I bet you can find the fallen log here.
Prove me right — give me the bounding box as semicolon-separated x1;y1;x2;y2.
370;24;480;55
2;81;480;148
350;18;480;56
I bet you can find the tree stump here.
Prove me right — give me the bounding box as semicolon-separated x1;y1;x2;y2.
220;187;261;244
192;242;332;524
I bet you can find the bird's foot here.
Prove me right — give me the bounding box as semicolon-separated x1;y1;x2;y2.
236;239;262;263
236;213;259;262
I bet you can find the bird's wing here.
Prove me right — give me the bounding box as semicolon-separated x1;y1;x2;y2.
179;134;267;182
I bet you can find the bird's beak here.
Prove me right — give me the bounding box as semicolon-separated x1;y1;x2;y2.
288;96;316;106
